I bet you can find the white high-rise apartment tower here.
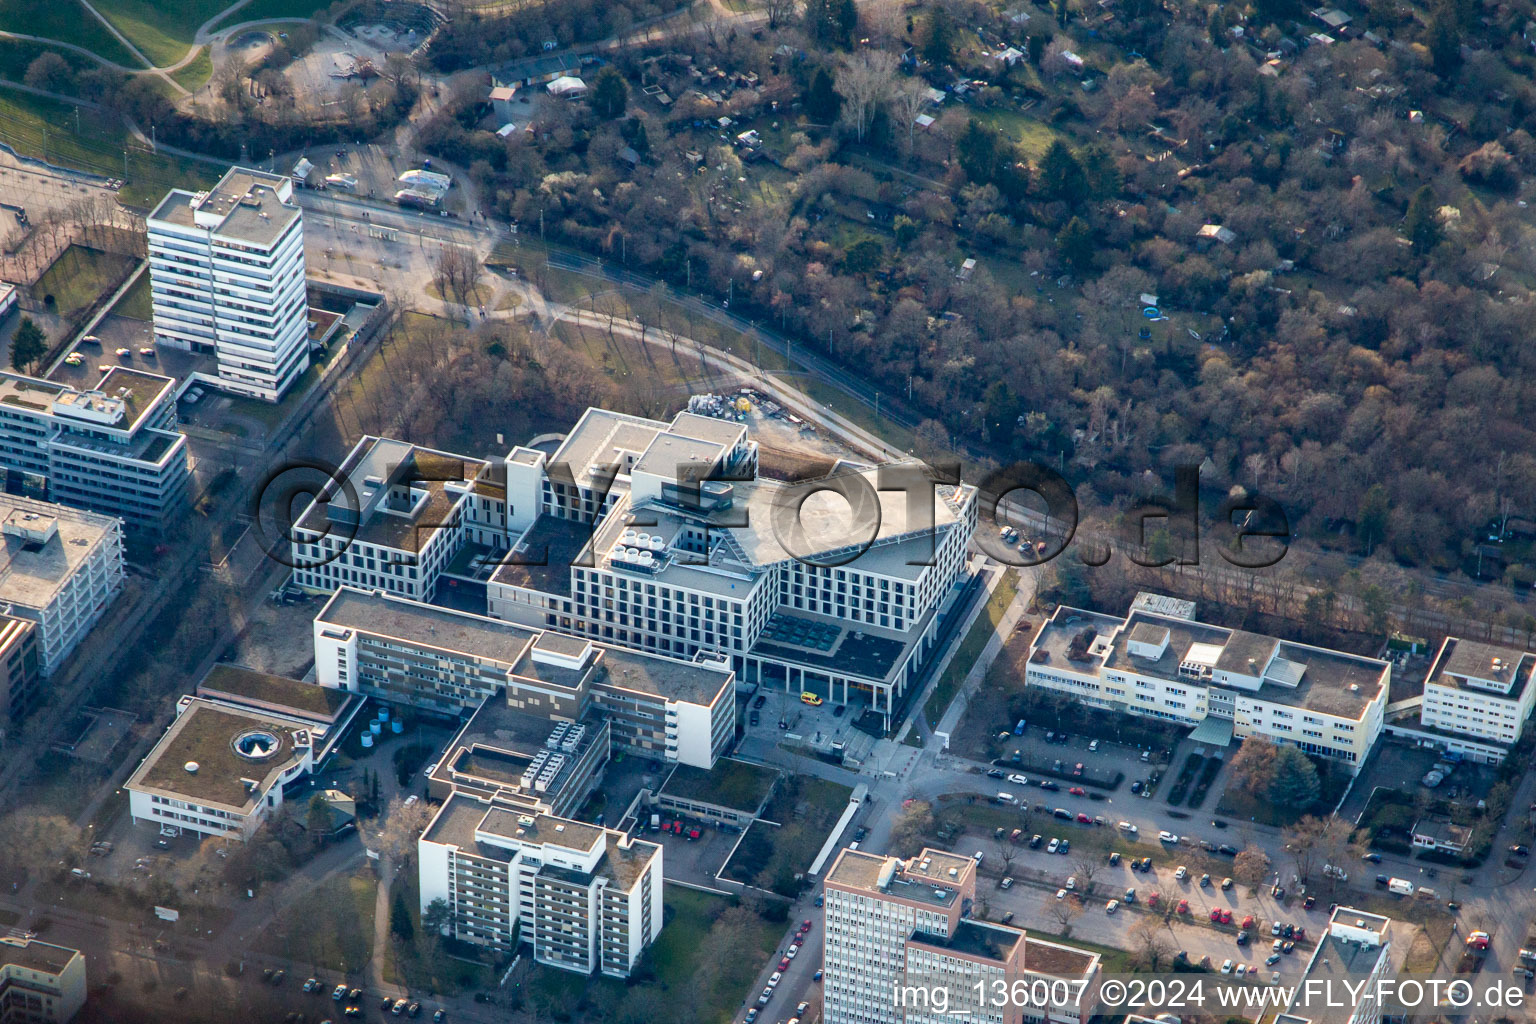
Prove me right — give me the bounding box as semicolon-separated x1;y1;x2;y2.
147;166;310;402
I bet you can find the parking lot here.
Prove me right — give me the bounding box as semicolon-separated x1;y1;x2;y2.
987;727;1167;798
963;827;1343;971
1339;739;1497;822
649;818;741;888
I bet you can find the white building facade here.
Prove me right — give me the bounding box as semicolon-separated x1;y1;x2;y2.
487;407;978;727
147;166;310;402
1420;638;1536;749
1025;597;1390;770
418;794;662;978
0;369;189;530
0;498;124;673
822;848;1100;1024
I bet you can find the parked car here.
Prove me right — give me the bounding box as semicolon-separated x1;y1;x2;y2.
1158;831;1179;843
1008;774;1028;785
1106;900;1119;914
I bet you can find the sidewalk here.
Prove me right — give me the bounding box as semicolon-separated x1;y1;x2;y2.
935;573;1035;739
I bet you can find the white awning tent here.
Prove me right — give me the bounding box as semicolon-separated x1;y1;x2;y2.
546;75;588;98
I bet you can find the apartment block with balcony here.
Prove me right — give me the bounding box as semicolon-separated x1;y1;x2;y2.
0;937;86;1024
1025;594;1390;770
418;792;662;977
486;407;978;729
0;368;188;530
147;166;309;402
312;587;736;768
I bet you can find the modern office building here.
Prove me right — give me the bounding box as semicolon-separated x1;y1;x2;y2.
822;847;1101;1024
288;436;505;601
418;792;663;977
124;664;362;841
486;407;978;728
0;937;86;1024
1025;594;1390;770
0;497;123;674
1287;908;1393;1024
312;587;736;768
0;368;189;529
147;166;309;402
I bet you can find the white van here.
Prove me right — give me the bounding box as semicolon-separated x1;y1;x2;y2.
997;792;1017;805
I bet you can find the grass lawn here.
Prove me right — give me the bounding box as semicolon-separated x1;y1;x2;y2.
92;0;231;67
0;0;145;68
0;87;218;207
169;45;212;91
923;568;1019;728
110;266;152;320
722;775;852;893
973;107;1062;162
32;244;134;319
207;0;334;34
525;888;782;1024
255;867;376;972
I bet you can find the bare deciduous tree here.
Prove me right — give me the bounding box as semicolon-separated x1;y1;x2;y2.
835;50;897;144
1045;892;1083;934
890;77;931;157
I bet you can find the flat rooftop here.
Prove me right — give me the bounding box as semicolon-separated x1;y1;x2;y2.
0;937;80;975
826;848;960;908
669;410;747;447
126;700;308;812
197;663;352;721
596;646;733;706
1329;906;1390;934
603;837;659;888
632;431;728;481
432;696;604;802
1037;603;1388;719
94;366;175;433
550;408;670;488
481;807;606;852
318;587;537;666
1426;637;1533;698
660;758;778;812
727;467;970;573
903;849;976;885
1023;934;1100;977
911;920;1021;964
421;792;514;862
1306;928;1387;984
749;608;919;683
491;514;592;597
0;497;117;612
149;166;301;247
297;437;486;554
